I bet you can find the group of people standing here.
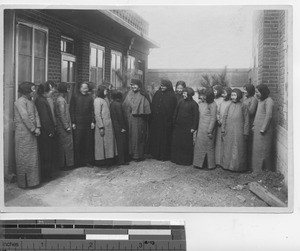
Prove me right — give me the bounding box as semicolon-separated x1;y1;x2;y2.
14;78;274;189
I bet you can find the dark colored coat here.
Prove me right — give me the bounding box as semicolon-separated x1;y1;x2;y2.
69;93;95;166
35;95;57;178
149;90;177;160
175;93;183;103
171;98;199;165
110;100;129;164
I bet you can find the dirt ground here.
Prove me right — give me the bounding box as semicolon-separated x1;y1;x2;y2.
4;159;288;207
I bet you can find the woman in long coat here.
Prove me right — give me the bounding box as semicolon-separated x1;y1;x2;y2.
14;82;41;188
171;87;199;165
213;85;224;112
94;85;117;165
122;79;151;161
243;83;258;170
193;88;217;169
251;84;274;173
215;87;232;167
54;82;74;170
175;81;186;103
35;82;57;180
70;82;95;167
149;79;177;161
221;89;249;172
110;90;129;165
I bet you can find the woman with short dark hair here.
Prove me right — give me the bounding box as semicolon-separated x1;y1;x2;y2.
221;88;249;172
14;82;41;188
175;80;186;103
171;87;199;165
251;84;274;173
193;88;218;169
54;82;74;170
94;85;117;166
35;82;57;180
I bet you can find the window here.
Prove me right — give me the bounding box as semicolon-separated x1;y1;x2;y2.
127;56;136;86
16;22;48;86
89;43;105;86
111;50;122;89
61;36;76;83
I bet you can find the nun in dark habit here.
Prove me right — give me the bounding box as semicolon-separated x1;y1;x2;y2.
149;79;177;161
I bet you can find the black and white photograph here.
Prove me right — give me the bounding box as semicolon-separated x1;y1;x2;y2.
1;4;293;211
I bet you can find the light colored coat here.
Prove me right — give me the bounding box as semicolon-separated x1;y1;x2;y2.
193;102;217;169
14;96;41;188
222;102;249;172
251;97;274;172
94;97;117;160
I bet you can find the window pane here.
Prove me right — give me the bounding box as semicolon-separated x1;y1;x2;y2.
97;49;103;67
65;41;74;54
69;62;74;82
18;24;32;55
61;60;68;82
116;55;121;70
111;54;116;70
90;68;97;84
112;71;116;86
90;47;97;67
34;29;46;58
61;40;64;52
18;55;32;84
34;57;46;84
97;67;103;85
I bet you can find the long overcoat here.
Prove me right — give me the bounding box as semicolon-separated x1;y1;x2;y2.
35;95;57;178
14;96;41;188
171;98;199;165
94;97;117;161
193;102;217;169
54;94;74;168
251;97;274;172
149;89;177;160
221;102;249;172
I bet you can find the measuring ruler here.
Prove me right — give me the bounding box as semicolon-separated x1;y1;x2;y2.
0;220;186;250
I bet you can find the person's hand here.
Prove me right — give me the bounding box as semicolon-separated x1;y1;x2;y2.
49;132;54;137
208;133;213;139
260;130;265;135
217;120;222;127
100;128;105;137
34;128;41;137
121;129;126;133
191;129;195;133
91;123;95;130
66;127;71;132
72;124;76;130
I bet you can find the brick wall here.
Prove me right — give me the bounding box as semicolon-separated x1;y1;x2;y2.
252;10;289;186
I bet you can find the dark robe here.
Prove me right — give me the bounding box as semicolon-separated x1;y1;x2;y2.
171;98;199;165
70;92;95;167
149;90;177;160
175;93;183;103
122;90;151;160
35;95;57;179
110;100;129;164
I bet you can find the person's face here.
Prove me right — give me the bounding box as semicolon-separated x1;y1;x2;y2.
222;90;227;98
176;85;184;95
183;91;188;100
213;88;218;98
160;85;167;92
80;83;89;95
198;95;206;103
255;88;261;99
131;84;139;92
231;92;238;103
104;89;108;96
30;85;36;97
243;88;249;98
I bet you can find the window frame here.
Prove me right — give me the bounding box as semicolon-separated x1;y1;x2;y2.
15;20;48;99
89;42;105;86
111;50;122;89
